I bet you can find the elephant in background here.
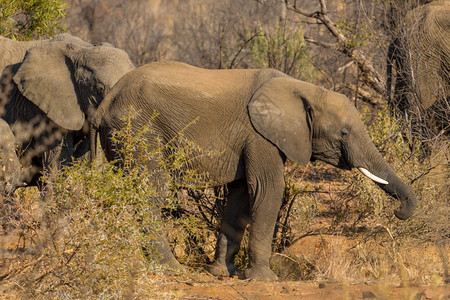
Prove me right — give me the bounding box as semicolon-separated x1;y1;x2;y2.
1;35;135;186
0;36;49;72
0;34;90;72
92;61;417;281
387;0;449;149
0;118;20;195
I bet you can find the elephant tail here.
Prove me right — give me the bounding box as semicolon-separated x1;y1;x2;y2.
87;106;99;163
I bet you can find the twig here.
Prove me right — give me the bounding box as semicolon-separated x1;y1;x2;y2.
229;30;264;69
409;164;438;185
0;254;45;281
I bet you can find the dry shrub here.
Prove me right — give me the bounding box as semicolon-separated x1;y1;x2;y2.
0;112;222;298
0;160;179;298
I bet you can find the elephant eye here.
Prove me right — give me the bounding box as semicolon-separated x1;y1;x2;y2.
340;128;349;138
95;84;105;95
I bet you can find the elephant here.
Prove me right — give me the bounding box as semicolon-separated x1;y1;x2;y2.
387;0;449;150
1;34;135;186
0;118;21;195
91;61;417;281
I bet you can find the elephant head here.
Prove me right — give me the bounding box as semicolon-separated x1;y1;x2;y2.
0;36;135;185
249;77;417;220
11;40;135;132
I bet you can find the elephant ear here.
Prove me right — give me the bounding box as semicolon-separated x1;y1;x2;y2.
248;77;313;165
13;42;85;131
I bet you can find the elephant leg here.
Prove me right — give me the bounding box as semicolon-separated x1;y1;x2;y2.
244;182;284;281
73;134;90;160
59;133;74;167
43;133;73;171
243;144;285;281
209;179;250;277
144;229;182;271
144;182;183;271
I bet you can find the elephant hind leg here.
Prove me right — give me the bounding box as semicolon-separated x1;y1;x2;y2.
209;179;250;277
141;206;183;272
143;237;182;272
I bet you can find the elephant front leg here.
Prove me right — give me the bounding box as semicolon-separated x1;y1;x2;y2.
243;146;285;281
209;179;250;277
43;133;74;171
244;182;284;281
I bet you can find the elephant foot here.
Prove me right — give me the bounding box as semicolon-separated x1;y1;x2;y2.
158;253;183;271
244;265;278;281
208;261;238;277
143;239;183;273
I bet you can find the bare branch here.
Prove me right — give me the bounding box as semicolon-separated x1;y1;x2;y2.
285;0;386;97
304;37;338;50
284;0;314;17
319;0;328;15
337;83;384;106
229;30;264;69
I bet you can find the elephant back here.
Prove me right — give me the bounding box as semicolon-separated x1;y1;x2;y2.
93;61;285;131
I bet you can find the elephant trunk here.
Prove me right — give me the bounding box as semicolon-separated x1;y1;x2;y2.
357;166;417;220
380;171;417;220
352;135;417;220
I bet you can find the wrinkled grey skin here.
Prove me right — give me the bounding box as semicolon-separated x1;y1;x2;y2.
1;34;135;186
92;61;417;281
387;0;449;146
0;118;20;194
0;36;49;72
0;33;90;72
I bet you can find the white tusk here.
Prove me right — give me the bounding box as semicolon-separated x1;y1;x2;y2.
358;167;389;185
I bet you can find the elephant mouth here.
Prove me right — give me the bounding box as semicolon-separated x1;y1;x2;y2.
358;167;389;185
336;156;352;170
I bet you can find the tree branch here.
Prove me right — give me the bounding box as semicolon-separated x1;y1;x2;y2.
337;83;384;106
284;0;386;98
304;37;338;50
284;2;315;17
229;30;264;69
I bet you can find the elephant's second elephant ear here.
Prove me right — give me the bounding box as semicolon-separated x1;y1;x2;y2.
13;42;85;131
248;77;312;165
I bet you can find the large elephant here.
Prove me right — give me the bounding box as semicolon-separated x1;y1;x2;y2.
387;0;449;147
92;61;417;281
0;118;21;194
1;35;135;185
